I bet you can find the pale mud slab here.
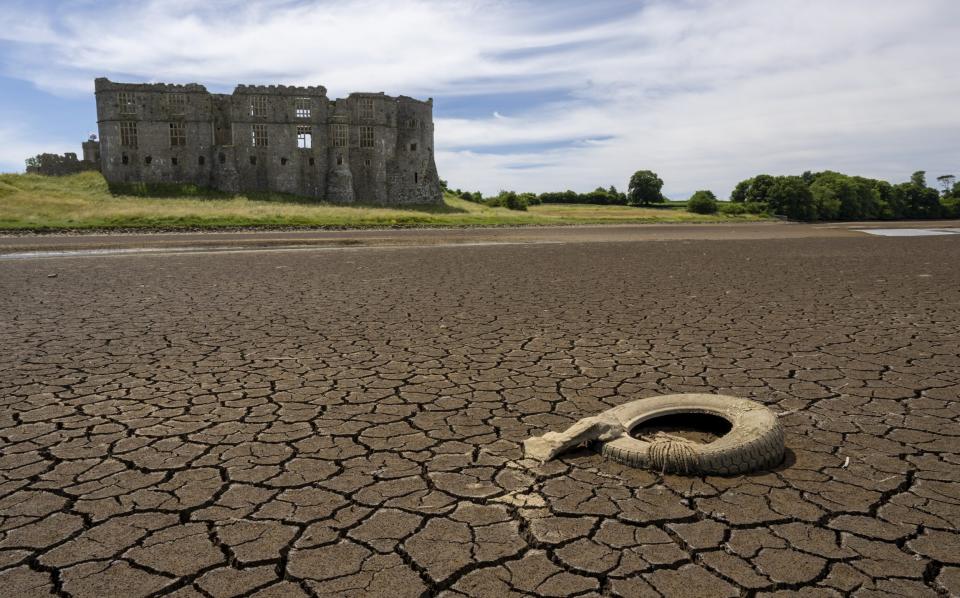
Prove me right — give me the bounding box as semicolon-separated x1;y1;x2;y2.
1;235;958;597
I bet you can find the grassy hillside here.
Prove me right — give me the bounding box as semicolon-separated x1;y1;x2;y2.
0;172;767;231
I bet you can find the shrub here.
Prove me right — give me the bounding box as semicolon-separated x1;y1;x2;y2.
519;192;540;206
687;190;718;214
538;190;580;204
538;188;627;205
487;190;527;211
718;202;747;215
502;191;527;211
455;190;485;203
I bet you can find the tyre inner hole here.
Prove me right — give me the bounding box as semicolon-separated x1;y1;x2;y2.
629;413;733;444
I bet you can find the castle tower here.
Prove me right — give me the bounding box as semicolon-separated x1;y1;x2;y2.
325;101;354;203
81;136;100;165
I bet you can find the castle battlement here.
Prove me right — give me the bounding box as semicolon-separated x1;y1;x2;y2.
94;78;209;94
93;78;441;205
234;84;328;96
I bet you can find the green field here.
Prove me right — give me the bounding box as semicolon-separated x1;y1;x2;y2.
0;172;767;231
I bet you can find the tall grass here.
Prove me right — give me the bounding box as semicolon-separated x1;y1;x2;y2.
0;172;767;231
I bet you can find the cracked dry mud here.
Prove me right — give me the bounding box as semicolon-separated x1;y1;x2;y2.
1;235;959;597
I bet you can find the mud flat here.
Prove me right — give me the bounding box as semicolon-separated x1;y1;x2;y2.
1;232;958;596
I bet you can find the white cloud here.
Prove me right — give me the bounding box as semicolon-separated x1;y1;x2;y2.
0;125;77;173
1;0;958;196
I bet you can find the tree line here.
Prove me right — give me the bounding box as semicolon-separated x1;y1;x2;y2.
441;169;960;219
441;170;659;211
729;170;959;220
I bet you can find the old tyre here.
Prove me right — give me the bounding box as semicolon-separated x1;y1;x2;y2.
594;393;784;475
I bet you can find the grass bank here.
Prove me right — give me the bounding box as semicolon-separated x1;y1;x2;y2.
0;172;767;231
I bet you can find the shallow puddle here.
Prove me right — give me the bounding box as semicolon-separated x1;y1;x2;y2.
855;228;960;237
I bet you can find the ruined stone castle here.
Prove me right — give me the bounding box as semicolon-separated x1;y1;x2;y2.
90;77;442;204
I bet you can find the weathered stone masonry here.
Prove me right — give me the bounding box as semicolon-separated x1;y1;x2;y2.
94;78;442;204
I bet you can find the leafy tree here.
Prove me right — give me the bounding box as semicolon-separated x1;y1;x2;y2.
730;175;776;204
730;179;751;202
811;182;841;220
893;174;941;218
936;174;956;195
873;180;899;219
808;172;881;220
627;170;666;206
767;176;816;220
686;190;718;214
747;175;777;204
949;181;960;200
941;196;960;218
627;170;665;206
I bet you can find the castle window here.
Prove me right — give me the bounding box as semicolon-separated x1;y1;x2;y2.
414;172;418;183
199;156;205;166
250;95;268;117
406;118;419;129
295;97;311;119
168;93;187;114
119;121;138;148
297;125;312;149
281;157;288;166
364;159;371;167
169;122;186;146
309;157;315;166
409;142;417;152
251;124;268;147
336;155;343;166
172;157;179;166
332;124;348;148
250;156;257;165
145;156;152;165
118;92;136;114
359;97;374;119
121;154;129;165
219;152;226;164
359;126;374;148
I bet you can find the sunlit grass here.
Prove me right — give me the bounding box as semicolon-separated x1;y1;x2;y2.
0;172;767;230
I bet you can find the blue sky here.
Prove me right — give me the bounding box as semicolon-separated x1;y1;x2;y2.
1;0;958;198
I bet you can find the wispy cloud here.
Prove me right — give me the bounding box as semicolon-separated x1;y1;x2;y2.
1;0;958;196
0;124;75;169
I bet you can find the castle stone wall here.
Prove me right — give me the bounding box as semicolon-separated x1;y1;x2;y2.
93;78;442;204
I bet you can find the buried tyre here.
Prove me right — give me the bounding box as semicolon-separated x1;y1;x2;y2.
594;393;785;475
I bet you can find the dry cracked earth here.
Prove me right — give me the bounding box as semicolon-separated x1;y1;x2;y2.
1;234;959;597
